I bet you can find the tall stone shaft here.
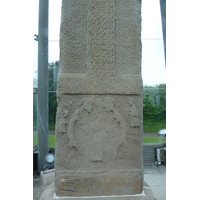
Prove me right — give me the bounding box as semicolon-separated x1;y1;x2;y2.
55;0;143;197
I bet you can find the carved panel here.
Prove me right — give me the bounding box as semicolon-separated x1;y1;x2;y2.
88;0;115;76
60;0;89;74
55;95;142;168
129;98;141;128
67;96;126;162
58;0;142;94
115;0;141;75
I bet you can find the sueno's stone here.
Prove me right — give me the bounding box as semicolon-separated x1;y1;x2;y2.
55;0;143;197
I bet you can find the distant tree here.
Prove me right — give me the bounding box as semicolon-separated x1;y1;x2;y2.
33;94;37;129
48;61;59;130
143;84;166;122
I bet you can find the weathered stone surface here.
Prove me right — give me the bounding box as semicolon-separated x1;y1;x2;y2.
40;182;155;200
55;95;143;196
54;0;143;197
57;75;142;95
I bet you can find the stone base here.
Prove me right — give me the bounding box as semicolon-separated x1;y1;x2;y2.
40;182;155;200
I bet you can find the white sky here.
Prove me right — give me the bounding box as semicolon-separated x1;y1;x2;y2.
33;0;166;86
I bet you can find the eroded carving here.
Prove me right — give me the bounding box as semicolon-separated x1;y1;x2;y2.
129;99;140;127
68;97;94;147
67;97;126;162
62;109;69;118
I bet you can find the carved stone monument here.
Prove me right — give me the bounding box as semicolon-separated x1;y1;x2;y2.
40;0;155;199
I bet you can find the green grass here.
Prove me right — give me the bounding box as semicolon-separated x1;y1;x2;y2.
48;119;166;133
33;134;55;148
45;120;165;133
143;136;166;143
34;134;165;147
143;119;166;132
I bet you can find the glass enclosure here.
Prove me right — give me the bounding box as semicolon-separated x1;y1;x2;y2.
33;0;166;147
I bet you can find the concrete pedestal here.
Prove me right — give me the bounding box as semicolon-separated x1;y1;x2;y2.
40;182;155;200
40;170;55;186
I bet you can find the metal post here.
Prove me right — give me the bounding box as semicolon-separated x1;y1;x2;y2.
160;0;166;64
37;0;49;172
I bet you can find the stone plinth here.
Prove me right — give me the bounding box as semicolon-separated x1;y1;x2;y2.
55;95;143;196
53;0;148;198
40;182;155;200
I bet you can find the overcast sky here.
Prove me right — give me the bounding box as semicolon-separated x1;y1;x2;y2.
33;0;166;86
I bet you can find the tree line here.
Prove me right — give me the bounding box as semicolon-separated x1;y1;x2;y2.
33;61;59;130
143;84;166;122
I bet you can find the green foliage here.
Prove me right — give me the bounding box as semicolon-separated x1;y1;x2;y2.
33;94;37;128
143;84;166;132
33;61;59;131
49;123;55;131
48;61;59;129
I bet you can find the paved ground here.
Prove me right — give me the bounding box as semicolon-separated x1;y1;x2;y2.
33;174;48;200
143;165;166;200
143;132;158;137
33;164;166;200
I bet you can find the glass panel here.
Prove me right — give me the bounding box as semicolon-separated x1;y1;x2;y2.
143;85;166;143
142;0;166;144
33;0;166;146
47;0;62;143
33;93;37;147
48;61;59;137
33;0;38;148
142;40;166;86
49;0;62;41
141;0;163;39
49;42;60;65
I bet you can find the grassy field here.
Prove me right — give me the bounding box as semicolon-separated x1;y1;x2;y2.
47;119;166;133
33;134;55;148
33;134;166;147
143;119;166;132
143;136;166;143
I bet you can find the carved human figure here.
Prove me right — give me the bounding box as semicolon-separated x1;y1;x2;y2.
129;99;140;127
67;98;94;147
